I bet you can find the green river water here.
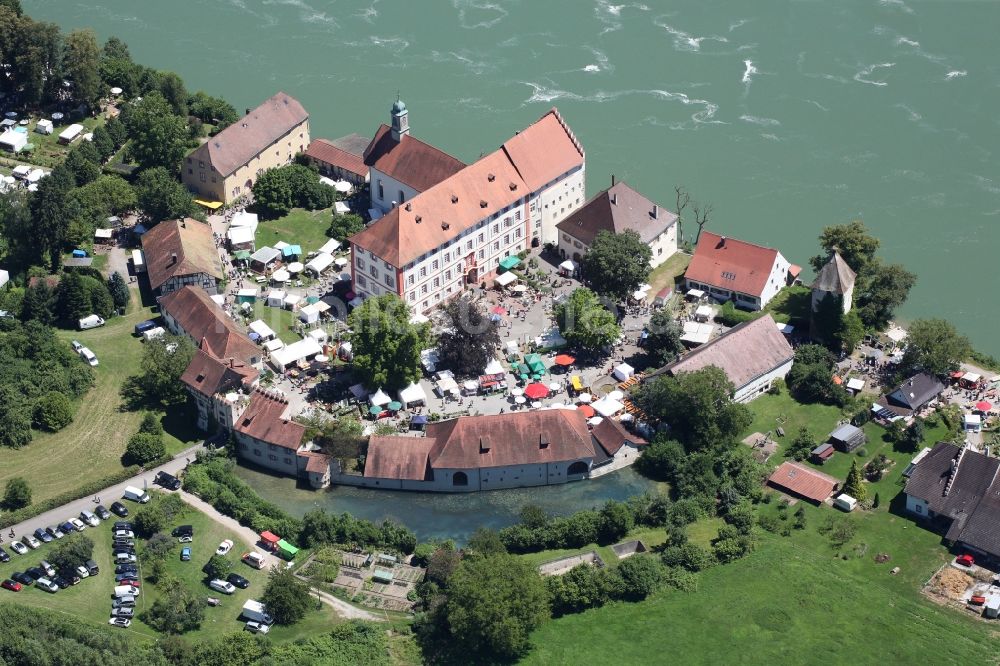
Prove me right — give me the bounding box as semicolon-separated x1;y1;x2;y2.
23;0;1000;539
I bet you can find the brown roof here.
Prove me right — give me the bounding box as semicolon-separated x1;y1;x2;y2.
591;418;648;457
364;436;435;481
158;286;259;364
684;231;785;298
501;108;584;191
141;219;223;291
235;390;305;451
350;147;527;267
655;314;793;390
556;180;676;246
768;461;838;502
187;92;308;177
363;124;465;192
811;252;856;294
305;138;368;178
302;452;332;474
180;348;258;398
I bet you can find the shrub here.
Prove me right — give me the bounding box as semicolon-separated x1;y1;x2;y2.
32;392;74;431
2;477;31;510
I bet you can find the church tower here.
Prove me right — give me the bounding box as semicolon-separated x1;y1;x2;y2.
390;96;409;142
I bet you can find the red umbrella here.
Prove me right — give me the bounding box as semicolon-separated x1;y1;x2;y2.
553;354;576;366
491;306;507;315
577;404;596;418
524;383;549;400
976;400;992;412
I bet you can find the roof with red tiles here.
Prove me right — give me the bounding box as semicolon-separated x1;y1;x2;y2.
235;390;305;451
141;219;223;291
305;138;368;178
768;461;838;503
556;180;676;247
158;286;259;364
684;231;785;299
363;124;465;192
591;418;648;457
180;348;258;398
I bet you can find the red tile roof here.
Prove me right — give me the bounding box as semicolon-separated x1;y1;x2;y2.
684;231;784;299
501;108;584;191
180;348;258;398
767;461;838;503
556;180;676;247
305;138;368;178
187;92;308;177
364;436;435;481
591;418;648;457
235;390;305;451
363;124;465;192
158;286;259;364
141;219;223;291
302;452;331;474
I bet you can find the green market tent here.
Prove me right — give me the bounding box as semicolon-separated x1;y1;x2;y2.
498;256;521;271
387;401;403;411
276;539;299;558
524;354;546;375
234;250;251;261
369;404;383;415
282;244;303;257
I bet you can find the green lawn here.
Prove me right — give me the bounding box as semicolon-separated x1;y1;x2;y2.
254;207;334;256
763;284;813;325
249;301;303;345
16;116;106;169
0;491;337;642
742;392;846;446
647;252;691;295
520;527;670;570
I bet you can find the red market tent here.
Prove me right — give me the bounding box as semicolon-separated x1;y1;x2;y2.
524;383;549;400
976;401;992;412
577;404;596;418
491;306;507;315
554;354;576;366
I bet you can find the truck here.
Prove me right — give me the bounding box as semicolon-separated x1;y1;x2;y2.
240;599;274;625
78;314;105;330
122;486;150;503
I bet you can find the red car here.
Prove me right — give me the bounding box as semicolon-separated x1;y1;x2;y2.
1;579;22;592
957;554;975;567
118;579;141;587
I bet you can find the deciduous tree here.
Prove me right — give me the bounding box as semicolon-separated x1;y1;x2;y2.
554;288;620;353
856;261;916;330
124;92;188;172
121;334;196;408
142;576;204;634
580;230;651;303
645;307;684;365
135;166;193;222
124;431;165;466
49;533;93;572
901;318;971;378
326;213;365;242
348;294;429;390
32;391;73;431
63;28;100;108
261;566;314;625
810;220;880;276
1;476;31;509
436;297;500;378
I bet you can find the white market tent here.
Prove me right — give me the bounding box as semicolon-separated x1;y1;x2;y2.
230;210;259;232
0;130;27;152
632;290;648;302
846;378;866;392
0;269;9;289
559;260;576;272
962;372;982;384
250;246;281;267
249;320;276;341
236;288;257;300
210;294;225;306
94;228;113;241
271;269;291;283
318;176;337;188
266;290;286;307
680;321;713;346
592;396;624;417
269;337;323;370
776;322;795;335
410;313;430;325
965;413;982;432
694;305;714;322
369;388;391;407
26;168;46;183
686;288;705;300
282;293;301;310
299;303;321;324
483;358;504;375
11;165;30;179
494;272;517;288
436;376;459;395
334;256;349;268
334;180;353;193
335;201;351;214
318;238;341;255
274;241;290;251
287;262;304;274
308;328;328;344
399;382;428;406
612;363;635;382
227;225;255;247
885;325;908;343
305;252;334;275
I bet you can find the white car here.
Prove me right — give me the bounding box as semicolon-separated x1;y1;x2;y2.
35;577;59;593
216;539;234;556
245;621;270;634
108;617;131;628
115;553;137;564
113;530;134;539
69;518;86;532
39;560;55;577
209;579;236;595
178;535;193;544
10;542;28;555
75;565;90;579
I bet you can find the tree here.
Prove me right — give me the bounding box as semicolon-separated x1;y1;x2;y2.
158;71;188;116
436;297;500;378
633;366;752;451
580;230;651;303
838;310;865;353
327;213;365;242
32;391;73;431
786;344;849;406
465;528;506;556
124;431;165;466
425;546;462;587
135;167;194;222
645;307;684;365
134;503;166;538
313;416;364;467
63;29;101;108
252;168;295;217
55;271;91;327
712;524;755;563
692;202;712;244
21;280;55;325
810;220;880;276
445;553;549;660
251;164;334;218
547;563;610;616
843;459;868;503
856;261;916;330
597;500;634;544
48;533;93;572
71;175;137;219
90;125;115;162
63;144;102;186
519;504;548;529
2;477;31;509
122;334;196;407
554;288;620;353
901;318;971;378
786;427;815;462
0;387;32;449
29;165;75;269
107;271;130;310
900;419;925;452
610;555;663;600
142;576;204;634
204;554;233;580
142;532;174;562
674;186;690;246
261;566;314;625
348;294;429;390
124;92;188;171
83;275;114;318
811;292;844;349
187;91;239;128
139;412;163;436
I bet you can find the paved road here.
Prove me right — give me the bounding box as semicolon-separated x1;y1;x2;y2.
2;444;203;545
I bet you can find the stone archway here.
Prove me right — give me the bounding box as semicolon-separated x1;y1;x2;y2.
567;461;588;476
453;471;469;486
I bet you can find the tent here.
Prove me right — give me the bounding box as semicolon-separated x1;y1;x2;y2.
499;255;521;271
305;252;334;276
250;246;281;269
686;288;705;300
282;293;301;310
269;337;322;370
230;210;259;231
318;238;341;255
58;123;83;143
260;531;280;549
524;354;546;375
266;290;286;307
287;261;304;274
592;396;624;417
276;539;299;558
335;201;351;214
694;305;714;322
680;321;713;346
554;354;575;367
494;271;517;288
370;388;391;406
227;225;255;249
0;130;26;152
318;175;336;188
308;328;328;344
399;382;428;406
235;288;257;304
559;259;576;272
234;250;252;261
410;313;430;325
334;180;353;193
436;376;459;396
263;338;284;352
249;320;276;341
299;303;321;324
483;358;504;375
94;228;113;243
281;244;302;258
271;268;291;283
524;383;549;400
612;363;634;382
0;269;8;289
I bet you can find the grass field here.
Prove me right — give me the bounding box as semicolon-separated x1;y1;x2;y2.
0;491;338;642
0;288;200;506
254;207;334;257
647;252;691;295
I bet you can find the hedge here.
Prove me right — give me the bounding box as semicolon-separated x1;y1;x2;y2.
0;465;142;529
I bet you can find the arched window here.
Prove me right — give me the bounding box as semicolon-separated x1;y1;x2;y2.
453;471;468;486
567;461;588;476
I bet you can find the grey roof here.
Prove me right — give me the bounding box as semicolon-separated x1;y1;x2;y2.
811;252;856;294
905;442;1000;520
556;180;677;247
829;423;864;443
883;373;945;412
250;246;281;264
329;133;372;157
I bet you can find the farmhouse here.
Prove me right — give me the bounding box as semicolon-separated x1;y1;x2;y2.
767;461;839;504
828;423;866;452
141;218;223;295
683;232;798;310
875;373;946;419
646;314;794;403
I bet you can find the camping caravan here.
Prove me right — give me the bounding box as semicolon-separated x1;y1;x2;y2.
834;494;857;512
985;597;1000;619
35;119;53;135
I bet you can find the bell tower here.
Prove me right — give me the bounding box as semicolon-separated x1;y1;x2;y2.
390;94;409;142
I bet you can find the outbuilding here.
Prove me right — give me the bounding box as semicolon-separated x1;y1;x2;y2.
834;494;858;512
58;123;83;144
810;443;835;465
298;303;320;324
35;119;53;134
828;423;866;453
266;290;285;307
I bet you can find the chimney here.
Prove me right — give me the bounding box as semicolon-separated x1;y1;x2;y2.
611;174;616;186
245;108;251;115
480;200;488;208
610;193;617;205
652;204;658;219
451;195;459;204
487;173;495;182
720;236;727;247
404;203;412;211
415;215;422;224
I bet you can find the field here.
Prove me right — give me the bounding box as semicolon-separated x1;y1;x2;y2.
0;288;200;506
647;252;691;295
254;207;334;256
0;491;339;642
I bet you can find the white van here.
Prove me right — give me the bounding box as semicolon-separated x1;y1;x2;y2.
78;314;105;330
113;585;139;598
209;579;236;595
122;486;150;503
79;348;98;367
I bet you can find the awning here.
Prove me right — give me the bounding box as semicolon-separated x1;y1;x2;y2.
571;376;583;391
592;396;624;417
399;382;427;405
494;271;517;288
370;388;391;406
282;244;303;257
559;260;576;271
524;383;549;399
577;404;596;418
194;199;223;210
686;288;705;299
554;354;575;366
499;255;521;270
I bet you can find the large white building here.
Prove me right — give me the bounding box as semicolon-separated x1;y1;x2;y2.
683;232;799;311
349;106;586;313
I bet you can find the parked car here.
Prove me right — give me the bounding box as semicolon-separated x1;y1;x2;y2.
180;547;192;561
115;564;138;575
241;552;266;569
71;340;83;352
209;579;236;595
57;570;81;585
155;471;181;490
69;518;86;532
957;554;975;567
79;347;99;366
114;529;135;539
75;565;90;579
12;572;34;586
245;621;270;634
59;521;76;535
216;539;234;556
79;510;100;527
39;560;55;576
113;521;134;531
110;502;129;517
45;525;65;539
26;567;45;580
10;542;28;555
22;535;40;549
178;535;193;543
115;553;136;564
113;538;135;548
172;525;194;538
111;606;134;618
95;505;111;520
227;573;250;589
35;577;58;593
0;546;9;563
33;528;53;544
52;575;71;589
112;545;136;556
108;617;131;628
1;578;21;592
112;596;136;608
117;578;141;587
